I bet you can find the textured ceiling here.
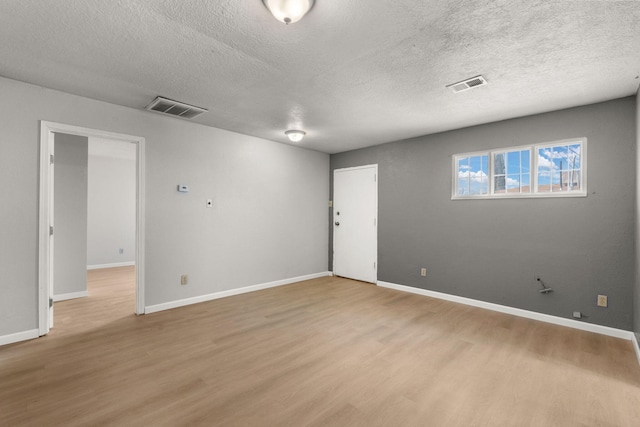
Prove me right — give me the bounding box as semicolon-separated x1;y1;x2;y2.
1;0;639;154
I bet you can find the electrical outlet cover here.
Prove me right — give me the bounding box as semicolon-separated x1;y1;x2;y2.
597;295;608;307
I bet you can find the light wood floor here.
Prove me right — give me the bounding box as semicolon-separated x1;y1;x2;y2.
1;267;640;426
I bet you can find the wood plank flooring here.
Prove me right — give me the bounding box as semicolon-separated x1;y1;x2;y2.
1;266;639;426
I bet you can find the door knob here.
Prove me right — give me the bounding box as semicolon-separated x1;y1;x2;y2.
335;221;340;226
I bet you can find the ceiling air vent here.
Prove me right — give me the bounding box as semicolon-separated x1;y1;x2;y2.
145;96;207;119
446;75;488;93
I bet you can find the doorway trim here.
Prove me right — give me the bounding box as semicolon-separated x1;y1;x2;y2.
38;121;146;335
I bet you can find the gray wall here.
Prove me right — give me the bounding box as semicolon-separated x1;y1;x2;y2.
635;88;640;339
87;139;136;267
0;76;329;338
331;97;636;330
53;133;88;297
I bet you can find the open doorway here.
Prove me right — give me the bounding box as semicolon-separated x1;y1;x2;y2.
50;135;137;331
86;137;137;271
38;122;145;336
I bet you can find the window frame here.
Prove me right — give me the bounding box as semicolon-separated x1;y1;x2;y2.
452;138;587;200
455;151;489;197
492;147;532;196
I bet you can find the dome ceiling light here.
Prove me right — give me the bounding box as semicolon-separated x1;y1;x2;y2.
262;0;315;24
285;129;306;142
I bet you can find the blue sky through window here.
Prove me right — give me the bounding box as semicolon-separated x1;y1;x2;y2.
457;154;488;195
454;140;584;198
494;149;530;193
537;144;581;191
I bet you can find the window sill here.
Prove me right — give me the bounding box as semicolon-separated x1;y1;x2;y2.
452;192;588;200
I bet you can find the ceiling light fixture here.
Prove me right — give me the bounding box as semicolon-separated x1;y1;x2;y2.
262;0;315;24
285;129;306;142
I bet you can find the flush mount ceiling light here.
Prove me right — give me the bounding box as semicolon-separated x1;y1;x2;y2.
262;0;315;24
285;129;306;142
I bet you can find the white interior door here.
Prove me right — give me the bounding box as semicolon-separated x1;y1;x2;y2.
333;165;378;283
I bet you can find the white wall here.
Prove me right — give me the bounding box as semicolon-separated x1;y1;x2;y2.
53;133;88;298
0;76;329;339
87;138;136;268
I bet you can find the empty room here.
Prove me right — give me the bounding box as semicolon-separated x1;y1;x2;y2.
1;1;640;425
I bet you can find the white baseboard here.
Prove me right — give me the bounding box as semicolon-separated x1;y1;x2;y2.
145;271;333;314
377;281;635;341
633;333;640;367
53;290;89;302
0;329;39;346
87;261;135;270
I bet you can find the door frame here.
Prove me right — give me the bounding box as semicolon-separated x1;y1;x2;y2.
332;164;378;283
38;121;146;335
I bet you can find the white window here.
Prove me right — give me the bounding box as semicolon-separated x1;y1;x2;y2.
493;148;531;195
452;138;586;199
535;141;584;194
456;153;488;196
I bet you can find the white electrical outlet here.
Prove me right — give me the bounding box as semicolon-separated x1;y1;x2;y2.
597;295;608;307
181;275;188;285
420;268;427;277
573;311;582;319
